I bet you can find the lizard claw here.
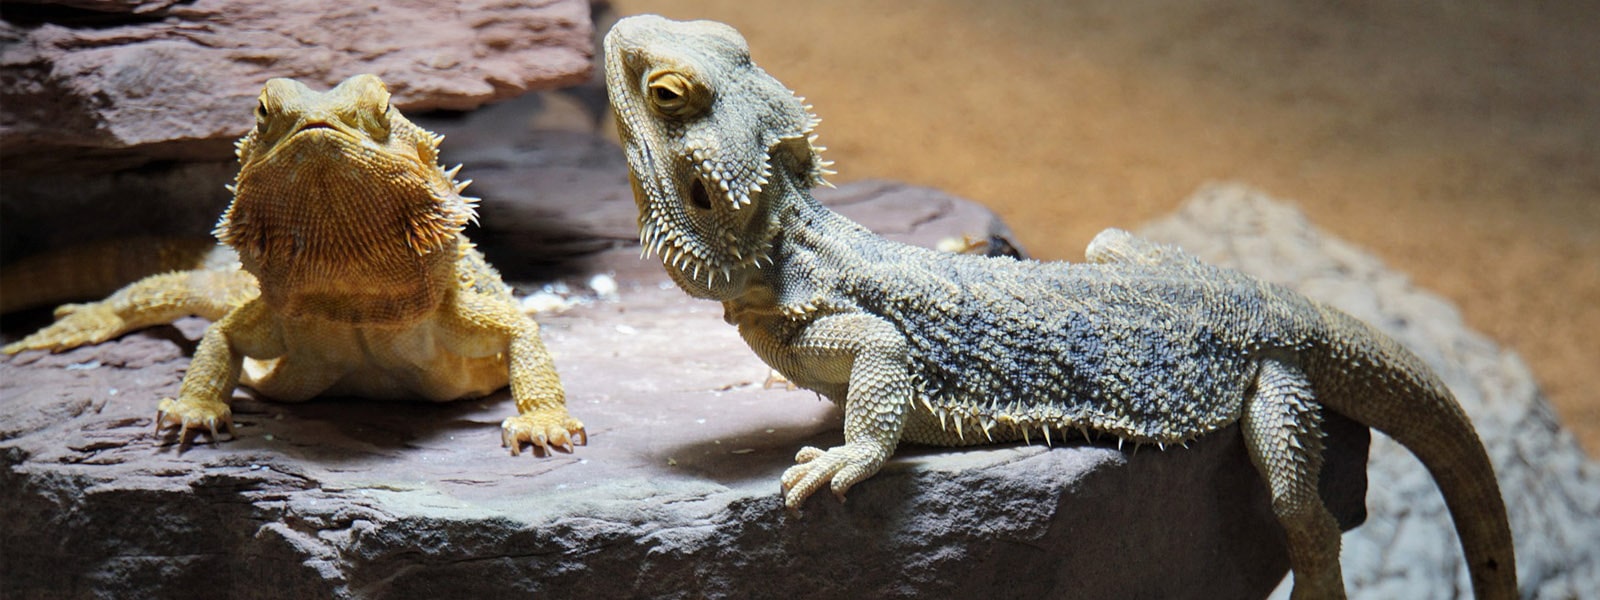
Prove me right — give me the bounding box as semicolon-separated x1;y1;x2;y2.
779;442;888;510
502;409;586;457
154;397;235;445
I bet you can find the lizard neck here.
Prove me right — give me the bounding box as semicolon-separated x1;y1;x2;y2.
722;185;915;324
221;186;464;325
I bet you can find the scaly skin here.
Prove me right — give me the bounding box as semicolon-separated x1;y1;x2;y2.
5;74;585;456
605;15;1515;599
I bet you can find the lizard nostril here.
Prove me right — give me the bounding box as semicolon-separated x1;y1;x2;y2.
689;177;712;210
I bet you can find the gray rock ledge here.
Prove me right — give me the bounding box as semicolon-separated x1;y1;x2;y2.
1;175;1370;598
1143;184;1600;599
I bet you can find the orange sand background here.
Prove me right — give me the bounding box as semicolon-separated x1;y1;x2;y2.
611;1;1600;454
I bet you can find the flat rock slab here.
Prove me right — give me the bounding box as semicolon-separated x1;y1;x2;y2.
0;126;1368;599
0;270;1355;599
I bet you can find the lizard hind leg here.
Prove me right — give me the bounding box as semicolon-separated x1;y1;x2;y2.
4;267;258;355
1240;357;1347;600
1083;228;1206;270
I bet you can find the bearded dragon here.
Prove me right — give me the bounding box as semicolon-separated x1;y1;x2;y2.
4;74;585;456
604;15;1515;599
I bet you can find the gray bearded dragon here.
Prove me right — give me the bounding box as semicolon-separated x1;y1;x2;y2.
603;15;1515;599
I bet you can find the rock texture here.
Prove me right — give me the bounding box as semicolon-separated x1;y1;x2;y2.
1143;184;1600;599
1;0;593;171
0;0;593;262
0;91;1374;599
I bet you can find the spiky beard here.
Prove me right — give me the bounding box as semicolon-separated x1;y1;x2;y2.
218;163;474;270
215;129;477;320
634;184;773;292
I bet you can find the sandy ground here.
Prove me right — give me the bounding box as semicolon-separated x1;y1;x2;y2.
611;1;1600;454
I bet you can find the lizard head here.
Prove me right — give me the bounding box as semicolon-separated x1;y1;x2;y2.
216;74;477;319
605;15;833;299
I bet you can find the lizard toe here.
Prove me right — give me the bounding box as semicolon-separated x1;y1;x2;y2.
793;445;825;464
779;442;889;510
780;446;827;492
154;396;234;445
502;410;585;457
7;304;125;354
780;464;828;510
53;303;88;318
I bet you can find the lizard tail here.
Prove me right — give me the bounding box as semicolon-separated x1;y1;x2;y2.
1315;310;1518;600
0;237;223;315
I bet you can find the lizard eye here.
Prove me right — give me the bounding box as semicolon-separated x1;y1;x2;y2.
362;91;394;141
645;70;706;118
254;99;270;132
374;91;392;118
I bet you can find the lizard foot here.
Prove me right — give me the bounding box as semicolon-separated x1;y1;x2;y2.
502;409;587;457
154;397;235;444
2;303;125;354
779;442;890;510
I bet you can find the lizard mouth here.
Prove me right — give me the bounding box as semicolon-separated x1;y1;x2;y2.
290;122;342;137
286;119;363;142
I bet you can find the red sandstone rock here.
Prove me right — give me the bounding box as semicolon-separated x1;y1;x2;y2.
0;0;593;172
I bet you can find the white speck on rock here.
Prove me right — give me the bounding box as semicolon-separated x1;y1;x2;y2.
521;291;573;314
588;273;619;299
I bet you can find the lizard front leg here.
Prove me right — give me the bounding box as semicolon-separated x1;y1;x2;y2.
770;313;913;510
442;291;584;457
155;297;280;444
501;323;586;456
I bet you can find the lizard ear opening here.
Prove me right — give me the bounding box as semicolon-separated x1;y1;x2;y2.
688;177;712;211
